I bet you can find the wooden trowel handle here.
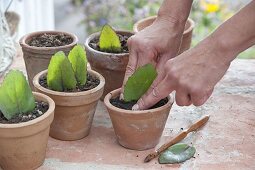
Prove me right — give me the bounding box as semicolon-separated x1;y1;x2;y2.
187;115;210;133
156;115;210;154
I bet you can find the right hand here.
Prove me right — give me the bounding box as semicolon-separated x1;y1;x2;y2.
120;17;186;99
132;38;232;110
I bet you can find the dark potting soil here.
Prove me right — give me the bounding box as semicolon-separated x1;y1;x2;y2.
89;34;130;53
0;101;49;124
39;73;100;92
28;33;73;47
110;97;169;110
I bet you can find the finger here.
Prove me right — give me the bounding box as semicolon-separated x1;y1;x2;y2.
132;76;175;110
121;50;156;100
155;54;172;72
145;69;166;95
141;54;167;96
191;88;213;106
192;95;209;106
144;53;171;96
206;88;214;98
137;50;157;69
175;89;192;106
120;48;138;99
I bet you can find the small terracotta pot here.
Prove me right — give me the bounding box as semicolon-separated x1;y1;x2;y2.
104;88;174;150
0;92;55;170
133;16;195;54
33;69;105;141
85;30;133;100
19;31;78;88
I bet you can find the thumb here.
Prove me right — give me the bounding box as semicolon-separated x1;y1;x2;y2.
132;76;175;110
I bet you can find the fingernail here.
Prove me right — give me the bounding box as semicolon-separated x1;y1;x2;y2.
120;93;124;100
132;104;139;111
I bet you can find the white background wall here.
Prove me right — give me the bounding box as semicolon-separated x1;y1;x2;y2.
2;0;55;40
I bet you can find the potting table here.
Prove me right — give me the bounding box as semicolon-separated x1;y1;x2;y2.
1;50;255;170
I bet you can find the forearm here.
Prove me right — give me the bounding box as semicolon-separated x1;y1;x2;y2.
157;0;193;26
209;0;255;63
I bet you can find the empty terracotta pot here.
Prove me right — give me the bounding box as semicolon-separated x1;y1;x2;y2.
104;88;174;150
33;69;105;141
19;31;78;88
133;16;195;54
85;30;133;100
0;92;55;170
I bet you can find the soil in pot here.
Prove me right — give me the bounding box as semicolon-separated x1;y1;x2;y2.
0;101;49;124
89;34;130;53
39;73;100;92
28;33;73;47
110;97;168;110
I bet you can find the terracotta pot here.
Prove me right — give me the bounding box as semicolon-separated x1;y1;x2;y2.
133;16;195;54
19;31;78;88
33;69;105;141
85;30;133;100
0;92;55;170
104;88;174;150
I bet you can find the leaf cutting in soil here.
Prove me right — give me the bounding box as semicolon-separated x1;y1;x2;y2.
0;70;35;120
124;64;157;102
99;24;121;53
158;143;196;164
47;45;91;92
47;51;77;91
68;44;87;86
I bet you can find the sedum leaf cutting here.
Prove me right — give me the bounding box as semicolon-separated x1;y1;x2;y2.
99;24;121;53
124;64;157;102
68;45;87;85
47;51;77;91
0;70;35;120
159;143;196;164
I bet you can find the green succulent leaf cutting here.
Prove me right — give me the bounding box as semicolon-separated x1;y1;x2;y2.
99;24;121;53
124;64;157;102
159;143;196;164
0;70;35;120
68;45;87;86
47;51;77;91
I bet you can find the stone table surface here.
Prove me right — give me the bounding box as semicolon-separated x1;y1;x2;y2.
1;53;255;170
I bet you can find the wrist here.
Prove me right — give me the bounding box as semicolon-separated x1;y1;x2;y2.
156;0;192;29
209;33;238;64
157;11;187;27
197;35;235;66
154;15;186;37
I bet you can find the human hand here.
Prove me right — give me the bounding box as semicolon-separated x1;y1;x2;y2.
132;37;232;110
120;17;186;99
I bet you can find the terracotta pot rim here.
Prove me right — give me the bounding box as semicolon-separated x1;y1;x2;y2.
133;16;195;35
84;30;134;56
0;92;55;129
104;88;174;115
33;69;105;97
19;30;78;51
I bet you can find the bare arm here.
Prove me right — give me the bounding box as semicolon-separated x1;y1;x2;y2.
134;0;255;110
211;0;255;64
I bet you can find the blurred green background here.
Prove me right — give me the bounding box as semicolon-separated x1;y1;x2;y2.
70;0;254;59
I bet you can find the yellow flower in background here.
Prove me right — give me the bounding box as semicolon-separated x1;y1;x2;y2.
200;0;220;13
